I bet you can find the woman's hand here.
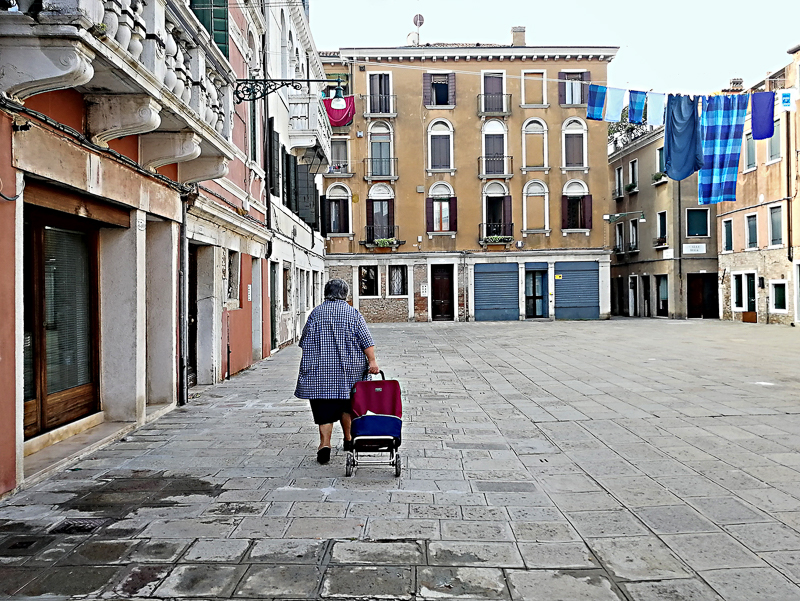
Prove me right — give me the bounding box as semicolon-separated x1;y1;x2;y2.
364;346;380;374
367;359;380;374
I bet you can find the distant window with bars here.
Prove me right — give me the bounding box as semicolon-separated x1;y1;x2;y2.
388;266;408;296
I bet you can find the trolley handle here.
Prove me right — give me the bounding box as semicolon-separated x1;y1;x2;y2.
362;369;386;380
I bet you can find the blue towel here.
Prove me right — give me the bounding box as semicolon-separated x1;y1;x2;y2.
586;84;606;120
664;94;704;181
751;92;775;140
698;94;749;204
647;93;666;127
604;88;625;122
628;90;647;123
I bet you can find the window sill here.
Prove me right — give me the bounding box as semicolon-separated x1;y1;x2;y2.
388;294;410;299
327;233;354;239
520;104;550;109
652;178;669;186
743;167;757;174
424;105;455;110
562;228;591;237
561;167;589;174
765;157;782;166
522;229;551;237
770;308;789;314
426;168;456;176
364;175;399;182
359;295;382;300
478;173;514;180
721;250;734;254
364;112;397;119
687;235;711;239
521;167;550;174
560;104;588;108
323;172;355;178
427;232;457;239
745;247;760;251
768;244;785;249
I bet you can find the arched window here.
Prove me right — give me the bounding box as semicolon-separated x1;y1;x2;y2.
368;121;394;177
523;180;549;232
482;181;511;238
325;184;351;235
367;183;395;242
426;182;457;233
523;118;548;170
482;119;508;176
562;118;587;169
428;119;454;171
561;179;592;231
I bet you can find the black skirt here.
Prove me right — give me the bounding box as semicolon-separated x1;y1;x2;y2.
309;398;352;425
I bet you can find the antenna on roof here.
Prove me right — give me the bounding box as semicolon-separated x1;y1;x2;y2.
407;14;424;46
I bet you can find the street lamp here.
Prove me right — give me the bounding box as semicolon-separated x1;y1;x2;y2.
603;211;646;223
233;76;345;104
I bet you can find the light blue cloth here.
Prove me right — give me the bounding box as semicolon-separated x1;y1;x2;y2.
647;93;666;127
604;88;625;122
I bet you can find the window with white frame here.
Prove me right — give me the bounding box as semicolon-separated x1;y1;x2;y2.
326;184;351;234
368;121;393;177
723;218;733;252
629;219;639;250
428;182;455;232
368;73;392;114
745;132;756;170
329;139;349;175
628;159;639;190
523;180;548;231
359;265;379;297
522;70;546;105
746;214;758;249
770;205;783;246
388;265;408;296
564;72;584;105
226;250;240;303
428;119;453;171
425;73;455;107
615;222;624;251
686;208;709;237
562;180;591;230
523;119;548;169
562;118;587;169
481;72;505;112
770;280;787;312
482;119;507;175
657;211;668;244
768;119;781;162
614;167;623;196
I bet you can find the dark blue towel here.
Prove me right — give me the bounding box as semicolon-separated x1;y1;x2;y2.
751;92;775;140
665;94;704;181
628;90;647;123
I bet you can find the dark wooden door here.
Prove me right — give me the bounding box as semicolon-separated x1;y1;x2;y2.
483;74;503;111
484;135;504;174
431;265;454;321
187;244;198;387
688;274;703;319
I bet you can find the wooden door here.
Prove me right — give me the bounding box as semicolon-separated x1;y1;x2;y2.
687;274;703;319
431;265;454;321
483;74;503;111
187;244;198;387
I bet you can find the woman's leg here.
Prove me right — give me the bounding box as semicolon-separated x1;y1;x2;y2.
340;412;352;442
318;423;333;450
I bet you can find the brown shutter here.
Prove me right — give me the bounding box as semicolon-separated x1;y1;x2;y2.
366;199;374;238
449;197;457;231
581;71;591;104
448;73;456;106
561;195;569;230
422;73;432;106
342;197;350;234
319;195;328;237
558;71;567;105
425;197;434;232
503;195;512;235
388;199;395;232
581;194;592;229
431;135;449;169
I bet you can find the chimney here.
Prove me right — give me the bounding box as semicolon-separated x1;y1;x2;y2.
729;77;743;91
511;26;526;47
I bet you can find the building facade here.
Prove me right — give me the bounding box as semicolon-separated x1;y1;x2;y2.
0;0;328;497
608;128;719;319
321;29;617;322
717;50;800;326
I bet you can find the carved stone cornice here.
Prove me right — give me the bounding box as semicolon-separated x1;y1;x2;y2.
140;131;200;171
86;95;162;147
178;156;229;184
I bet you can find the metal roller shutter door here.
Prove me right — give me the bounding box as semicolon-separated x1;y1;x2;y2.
474;263;519;321
554;261;600;319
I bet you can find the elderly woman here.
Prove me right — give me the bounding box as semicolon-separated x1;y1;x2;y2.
295;278;380;464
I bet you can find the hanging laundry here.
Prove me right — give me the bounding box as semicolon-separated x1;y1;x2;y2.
751;91;775;139
664;94;703;181
698;94;749;204
628;90;647;123
586;84;607;120
646;92;666;127
604;88;625;122
323;96;355;127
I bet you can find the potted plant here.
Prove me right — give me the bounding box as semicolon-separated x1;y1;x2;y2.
652;171;667;184
484;235;513;244
373;237;397;247
625;182;638;194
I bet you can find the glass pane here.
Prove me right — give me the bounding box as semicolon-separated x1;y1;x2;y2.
330;201;340;232
44;227;92;395
659;213;667;237
440;201;449;231
658;276;668;301
373;201;390;238
724;221;733;250
774;284;786;310
771;207;782;245
747;216;757;247
535;272;543;296
360;266;378;296
687;210;708;236
734;275;742;307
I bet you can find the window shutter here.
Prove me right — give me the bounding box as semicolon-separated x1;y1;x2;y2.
366;199;374;228
296;164;317;227
281;147;289;206
561;195;569;230
449;197;458;231
558;71;567;105
431;136;449;169
319;195;328;237
422;73;432;106
581;195;592;229
581;71;591;104
425;197;434;232
270;124;280;196
448;73;456;106
503;195;512;232
388;198;395;230
211;0;229;58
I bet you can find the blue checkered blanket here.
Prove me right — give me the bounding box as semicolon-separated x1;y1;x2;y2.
698;94;750;205
586;84;606;120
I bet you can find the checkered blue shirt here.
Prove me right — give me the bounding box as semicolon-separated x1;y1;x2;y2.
294;300;375;400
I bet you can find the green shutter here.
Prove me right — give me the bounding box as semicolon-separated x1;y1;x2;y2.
190;0;228;59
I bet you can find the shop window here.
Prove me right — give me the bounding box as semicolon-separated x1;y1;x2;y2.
389;266;408;296
359;266;379;297
226;250;240;303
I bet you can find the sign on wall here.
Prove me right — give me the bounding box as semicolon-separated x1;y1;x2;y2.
683;243;707;254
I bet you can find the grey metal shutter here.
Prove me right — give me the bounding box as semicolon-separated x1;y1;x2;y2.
554;261;600;319
474;263;519;321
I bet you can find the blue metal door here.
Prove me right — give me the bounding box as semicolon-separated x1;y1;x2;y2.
474;263;519;321
554;261;600;319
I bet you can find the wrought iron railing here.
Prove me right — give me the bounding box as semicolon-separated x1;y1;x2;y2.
478;155;513;177
363;225;399;244
364;157;398;179
325;161;356;176
479;223;514;242
477;94;512;115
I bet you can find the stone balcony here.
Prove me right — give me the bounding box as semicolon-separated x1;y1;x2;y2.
288;93;332;168
0;0;237;184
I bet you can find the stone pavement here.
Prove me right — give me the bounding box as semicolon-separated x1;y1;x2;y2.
2;319;800;600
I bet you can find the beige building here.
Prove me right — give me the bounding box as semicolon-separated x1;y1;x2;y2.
717;48;800;326
320;28;618;321
608;128;719;319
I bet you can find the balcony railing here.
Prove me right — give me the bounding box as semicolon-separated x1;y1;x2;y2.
479;222;514;242
364;94;397;117
478;155;513;178
324;160;356;177
653;236;668;248
364;157;398;180
613;186;624;200
289;94;332;167
477;94;512;116
362;225;400;245
627;242;640;252
613;244;625;254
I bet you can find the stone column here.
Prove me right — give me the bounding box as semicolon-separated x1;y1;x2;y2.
196;245;222;385
548;261;556;320
100;210;146;424
599;257;611;319
518;262;526;320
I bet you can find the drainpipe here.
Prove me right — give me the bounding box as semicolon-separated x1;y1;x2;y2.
786;113;793;263
177;188;197;406
676;180;683;318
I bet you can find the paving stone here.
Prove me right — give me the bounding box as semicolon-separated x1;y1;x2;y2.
235;564;321;598
113;563;173;597
321;565;413;599
418;566;509;600
231;517;290;538
368;519;440;540
661;532;764;570
410;504;462;519
0;567;39;595
331;541;425;564
138;517;239;538
588;536;690;581
128;539;191;563
621;578;723;601
688;496;771;524
536;474;603;493
347;503;409;518
726;521;800;552
566;509;649;538
633;505;720;534
509;521;581;542
517;542;598;569
700;567;800;601
183;538;251;562
18;565;120;597
440;520;515;541
58;538;137;565
547;492;623;512
427;541;524;567
761;550;800;583
506;569;623;601
289;501;349;518
461;506;510;521
472;481;538;492
284;517;364;539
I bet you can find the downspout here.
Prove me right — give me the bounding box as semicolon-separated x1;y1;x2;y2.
676;180;683;318
787;112;793;263
178;187;197;406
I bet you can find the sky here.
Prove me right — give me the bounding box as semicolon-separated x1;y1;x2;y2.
309;0;800;95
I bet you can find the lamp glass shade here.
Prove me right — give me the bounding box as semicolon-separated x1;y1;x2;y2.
330;85;346;110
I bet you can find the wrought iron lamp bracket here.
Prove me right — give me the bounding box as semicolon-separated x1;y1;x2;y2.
234;77;342;103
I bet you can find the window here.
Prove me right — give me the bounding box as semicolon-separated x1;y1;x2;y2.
191;0;229;58
559;71;588;105
368;73;392;114
428;120;453;171
768;119;781;162
745;132;756;170
615;222;624;251
733;274;744;309
628;159;638;190
770;206;783;246
656;211;667;245
359;266;379;297
522;70;546;106
482;119;507;175
427;182;456;232
325;184;350;234
562;118;587;169
298;269;306;311
656;147;666;173
629;220;639;250
424;73;455;107
388;266;408;296
282;266;290;311
329;139;349;175
771;281;787;312
226;250;240;303
746;214;758;249
561;180;591;230
367;183;394;242
723;219;733;251
482;72;505;112
733;272;757;312
614;167;623;197
368;121;393;177
686;208;709;237
483;181;511;237
522;119;548;169
523;180;549;232
268;117;280;196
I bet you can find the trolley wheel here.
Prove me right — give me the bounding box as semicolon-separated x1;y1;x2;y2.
345;452;354;477
394;452;401;477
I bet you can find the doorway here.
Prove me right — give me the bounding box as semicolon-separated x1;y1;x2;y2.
431;264;454;321
270;261;278;350
525;270;548;318
628;276;638;317
187;244;198;387
656;275;669;317
687;273;719;319
641;276;651;317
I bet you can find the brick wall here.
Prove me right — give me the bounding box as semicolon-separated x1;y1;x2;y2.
327;265;354;302
413;264;429;322
359;298;408;322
